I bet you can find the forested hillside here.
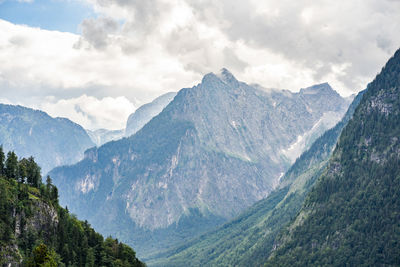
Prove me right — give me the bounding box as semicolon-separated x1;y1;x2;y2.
266;48;400;266
0;148;145;266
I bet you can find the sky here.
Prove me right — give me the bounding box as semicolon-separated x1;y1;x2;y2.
0;0;400;130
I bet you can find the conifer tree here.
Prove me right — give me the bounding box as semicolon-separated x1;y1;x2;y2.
0;146;5;176
5;151;18;180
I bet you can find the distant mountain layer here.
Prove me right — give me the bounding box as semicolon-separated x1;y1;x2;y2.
87;128;125;146
0;104;94;174
125;92;177;137
149;89;364;267
266;48;400;266
50;68;349;257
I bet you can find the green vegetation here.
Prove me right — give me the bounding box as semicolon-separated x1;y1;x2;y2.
147;90;364;266
0;147;145;267
266;48;400;266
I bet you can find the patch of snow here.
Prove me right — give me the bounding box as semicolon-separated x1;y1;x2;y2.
77;174;96;194
281;111;344;162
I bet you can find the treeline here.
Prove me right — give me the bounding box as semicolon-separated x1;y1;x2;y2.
0;147;145;267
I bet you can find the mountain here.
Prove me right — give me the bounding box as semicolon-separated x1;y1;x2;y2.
148;89;365;266
50;68;349;257
266;49;400;266
87;92;177;146
0;104;95;174
0;149;144;266
87;128;125;146
125;92;177;137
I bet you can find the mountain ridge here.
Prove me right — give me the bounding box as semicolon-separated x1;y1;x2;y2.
0;103;95;174
50;69;349;256
266;48;400;266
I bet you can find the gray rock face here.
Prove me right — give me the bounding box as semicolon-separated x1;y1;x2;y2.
0;104;95;174
50;69;349;256
125;92;177;137
87;128;125;146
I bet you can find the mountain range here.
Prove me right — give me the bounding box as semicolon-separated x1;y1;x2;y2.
148;88;364;266
1;48;399;266
86;92;177;147
125;92;177;138
49;68;349;257
0;104;94;174
265;47;400;267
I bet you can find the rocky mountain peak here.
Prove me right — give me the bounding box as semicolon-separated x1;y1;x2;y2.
217;68;240;87
50;70;350;257
300;82;338;96
200;68;240;89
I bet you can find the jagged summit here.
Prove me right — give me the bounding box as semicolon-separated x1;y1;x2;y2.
50;72;349;257
300;82;338;95
201;68;240;87
217;68;240;86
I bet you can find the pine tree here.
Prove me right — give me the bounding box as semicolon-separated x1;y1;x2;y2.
0;146;5;176
5;151;18;180
26;156;41;188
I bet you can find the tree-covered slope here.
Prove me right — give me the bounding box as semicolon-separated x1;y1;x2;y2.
148;90;364;267
0;148;145;266
266;49;400;266
0;104;94;174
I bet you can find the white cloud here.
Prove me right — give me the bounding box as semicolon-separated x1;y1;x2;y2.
1;0;400;129
38;95;135;130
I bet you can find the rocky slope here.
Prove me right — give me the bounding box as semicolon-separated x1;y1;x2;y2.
266;48;400;266
125;92;177;137
50;68;349;256
0;104;94;174
148;89;364;266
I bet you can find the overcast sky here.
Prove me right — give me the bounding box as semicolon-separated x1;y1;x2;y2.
1;0;400;130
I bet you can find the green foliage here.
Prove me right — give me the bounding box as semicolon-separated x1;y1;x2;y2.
265;48;400;266
0;151;145;267
5;151;18;180
26;243;58;267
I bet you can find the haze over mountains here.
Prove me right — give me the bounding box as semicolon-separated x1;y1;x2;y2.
125;92;177;138
1;49;399;266
86;92;177;146
1;1;399;266
49;68;349;256
0;104;94;174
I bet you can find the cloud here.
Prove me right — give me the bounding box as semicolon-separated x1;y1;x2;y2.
1;1;400;129
76;17;119;49
38;95;135;130
79;0;400;95
185;0;400;91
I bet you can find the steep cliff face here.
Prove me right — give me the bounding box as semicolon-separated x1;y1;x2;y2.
1;198;58;265
266;48;400;267
148;90;365;267
50;69;349;256
0;104;94;174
